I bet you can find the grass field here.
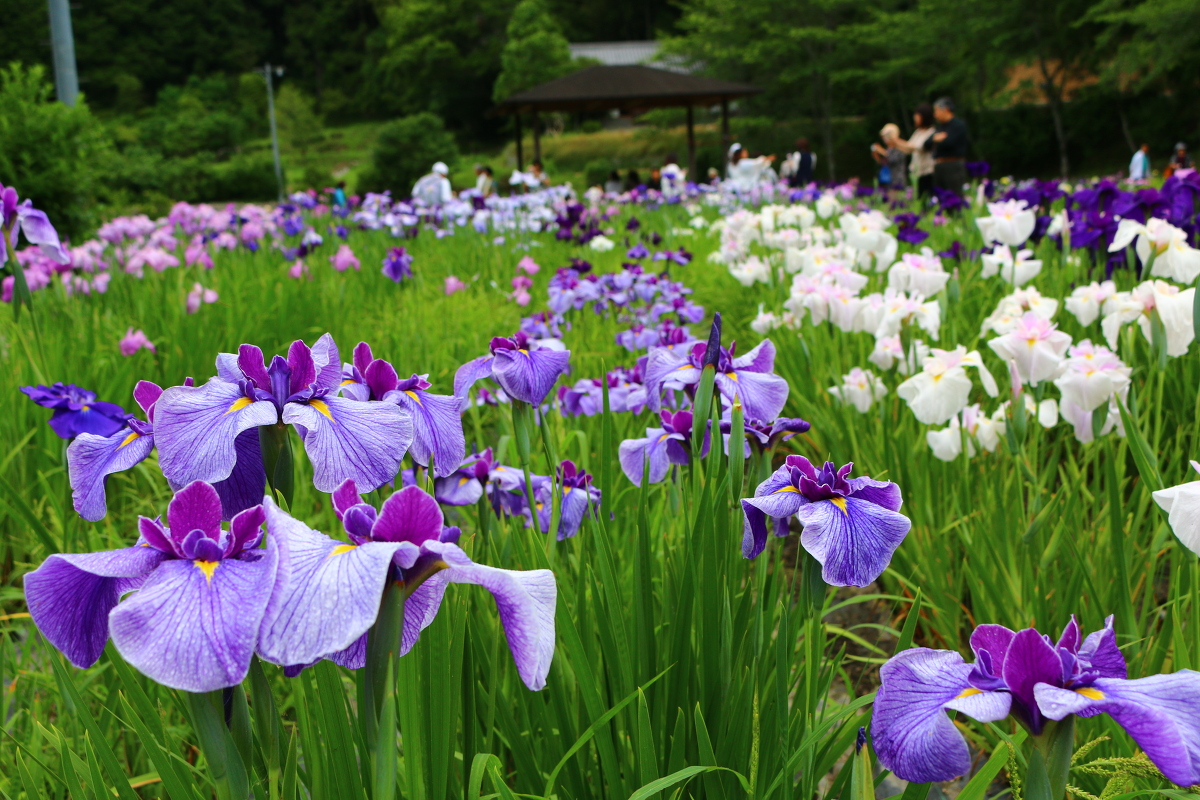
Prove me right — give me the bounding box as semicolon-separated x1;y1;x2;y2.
0;188;1196;800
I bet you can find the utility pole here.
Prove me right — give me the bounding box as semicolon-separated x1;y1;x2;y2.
264;63;285;201
47;0;78;106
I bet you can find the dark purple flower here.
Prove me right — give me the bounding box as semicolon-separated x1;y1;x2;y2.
937;240;966;261
257;483;556;690
454;331;571;407
341;342;465;478
618;410;711;486
965;161;990;179
556;460;600;540
723;415;811;452
382;247;414;282
873;616;1200;788
154;334;414;498
22;383;129;439
24;481;276;692
626;216;640;231
652;247;693;266
739;456;910;584
626;243;651;260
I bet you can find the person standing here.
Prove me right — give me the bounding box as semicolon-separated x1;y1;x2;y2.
791;138;816;187
871;123;908;193
726;144;775;194
472;164;495;197
923;98;969;197
1128;144;1150;182
889;104;936;197
412;162;453;205
332;181;348;209
1171;143;1192;171
660;152;686;199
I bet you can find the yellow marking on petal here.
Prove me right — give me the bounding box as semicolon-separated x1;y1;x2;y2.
1075;687;1105;700
458;476;470;486
956;687;982;699
82;405;91;412
339;379;357;386
658;433;672;443
773;485;800;494
194;560;219;583
725;372;738;382
226;396;254;415
118;431;141;448
404;390;422;406
328;544;357;557
564;486;572;495
519;349;530;355
309;399;335;422
830;496;848;514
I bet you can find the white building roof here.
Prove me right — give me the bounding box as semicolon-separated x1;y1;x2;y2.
568;41;692;73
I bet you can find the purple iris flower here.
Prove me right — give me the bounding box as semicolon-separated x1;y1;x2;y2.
453;331;571;408
616;323;662;352
739;457;910;585
22;383;129;439
626;216;640;231
255;483;556;690
652;247;693;266
893;213;929;245
933;187;968;213
937;240;966;261
722;415;811;453
431;449;499;506
1;184;69;266
618;410;710;487
382;247;414;282
154;333;414;498
556;460;600;540
557;379;604;417
965;161;990;179
644;338;788;423
24;481;276;692
341;342;464;478
626;243;650;260
873;616;1200;788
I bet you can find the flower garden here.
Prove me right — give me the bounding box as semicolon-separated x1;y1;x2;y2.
2;173;1200;800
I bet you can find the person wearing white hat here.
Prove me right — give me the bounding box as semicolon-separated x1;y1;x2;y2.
726;143;775;194
412;162;453;206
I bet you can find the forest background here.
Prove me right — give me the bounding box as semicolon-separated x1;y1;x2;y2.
0;0;1196;240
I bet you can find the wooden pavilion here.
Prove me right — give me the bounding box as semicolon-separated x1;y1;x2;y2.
492;65;762;179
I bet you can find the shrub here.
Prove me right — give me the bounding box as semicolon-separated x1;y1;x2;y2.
358;112;458;196
0;62;105;242
584;159;612;189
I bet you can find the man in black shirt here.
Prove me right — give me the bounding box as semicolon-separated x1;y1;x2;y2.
924;97;969;198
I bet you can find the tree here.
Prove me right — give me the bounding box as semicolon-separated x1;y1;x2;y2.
0;64;104;240
492;0;576;102
357;112;459;195
665;0;876;181
373;0;514;141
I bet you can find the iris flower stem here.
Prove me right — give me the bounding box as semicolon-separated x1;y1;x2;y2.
1024;717;1075;800
363;578;406;752
186;690;249;800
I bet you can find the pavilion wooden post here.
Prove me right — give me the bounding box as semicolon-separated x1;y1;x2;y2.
720;98;731;175
515;112;524;171
532;110;542;164
686;105;696;181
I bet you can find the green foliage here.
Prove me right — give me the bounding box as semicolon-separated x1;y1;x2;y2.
0;197;1198;799
492;0;575;102
275;84;324;153
0;63;105;242
358;112;459;195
